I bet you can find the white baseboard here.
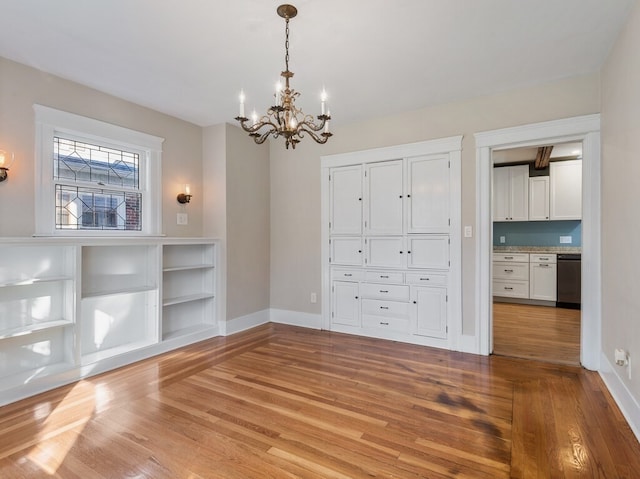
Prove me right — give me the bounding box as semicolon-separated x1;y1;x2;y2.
599;352;640;442
458;334;481;354
270;309;322;329
221;309;270;336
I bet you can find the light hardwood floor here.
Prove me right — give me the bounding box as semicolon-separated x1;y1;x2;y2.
493;302;581;366
1;323;638;478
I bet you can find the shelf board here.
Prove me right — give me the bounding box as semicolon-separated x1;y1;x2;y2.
163;264;215;272
162;324;217;342
0;276;74;289
162;292;214;307
0;319;73;340
82;284;157;299
81;338;158;365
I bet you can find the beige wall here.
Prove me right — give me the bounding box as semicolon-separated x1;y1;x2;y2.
225;125;270;320
601;0;640;400
0;57;203;237
269;74;600;334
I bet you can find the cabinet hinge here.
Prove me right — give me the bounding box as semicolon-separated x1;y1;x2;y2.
332;285;334;292
332;311;334;318
448;260;450;267
446;295;449;302
448;218;451;226
448;160;451;168
329;174;331;181
329;257;332;263
446;326;449;333
448;238;451;245
329;222;332;229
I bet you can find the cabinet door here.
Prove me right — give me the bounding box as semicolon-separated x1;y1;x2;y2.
365;160;403;235
411;286;447;339
529;263;557;301
492;167;511;221
407;235;449;270
407;155;449;233
330;165;363;235
330;237;363;266
509;165;529;221
528;176;550;221
332;281;360;326
365;237;406;268
550;160;582;220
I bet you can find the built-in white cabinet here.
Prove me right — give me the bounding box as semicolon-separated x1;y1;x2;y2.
323;136;461;350
329;165;363;235
365;160;404;235
331;281;360;327
529;254;557;301
0;238;218;407
550;160;582;220
407;155;450;233
528;176;550;221
493;165;529;221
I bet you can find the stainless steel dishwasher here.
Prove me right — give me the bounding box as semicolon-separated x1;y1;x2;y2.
556;253;581;309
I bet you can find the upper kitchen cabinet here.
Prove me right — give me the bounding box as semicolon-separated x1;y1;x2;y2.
329;165;363;235
406;155;450;233
365;160;404;235
528;176;550;221
550;159;582;220
493;165;529;221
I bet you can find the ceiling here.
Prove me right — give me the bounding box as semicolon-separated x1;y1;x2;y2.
0;0;634;127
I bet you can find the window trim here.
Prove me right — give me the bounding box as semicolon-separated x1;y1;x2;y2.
34;104;164;236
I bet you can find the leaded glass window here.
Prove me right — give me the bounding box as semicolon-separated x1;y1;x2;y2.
53;137;142;231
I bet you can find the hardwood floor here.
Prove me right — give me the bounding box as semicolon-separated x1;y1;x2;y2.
493;302;581;366
1;323;638;478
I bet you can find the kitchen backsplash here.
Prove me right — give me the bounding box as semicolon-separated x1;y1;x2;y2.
493;220;581;247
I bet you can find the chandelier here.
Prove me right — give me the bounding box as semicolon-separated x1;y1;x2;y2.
235;4;332;149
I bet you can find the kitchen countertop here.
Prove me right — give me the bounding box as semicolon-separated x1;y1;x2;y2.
493;245;582;254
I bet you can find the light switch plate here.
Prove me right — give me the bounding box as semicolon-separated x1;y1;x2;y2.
560;236;572;244
177;213;188;225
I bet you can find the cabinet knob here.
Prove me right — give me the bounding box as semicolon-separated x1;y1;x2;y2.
399;251;403;254
407;251;411;254
407;194;411;198
413;301;417;304
399;195;403;199
355;296;359;299
358;250;362;253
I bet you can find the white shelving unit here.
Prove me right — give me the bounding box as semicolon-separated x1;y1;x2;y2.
0;237;218;406
161;242;216;341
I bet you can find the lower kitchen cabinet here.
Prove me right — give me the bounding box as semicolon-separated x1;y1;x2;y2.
529;254;557;301
332;281;360;326
412;285;447;339
493;252;558;303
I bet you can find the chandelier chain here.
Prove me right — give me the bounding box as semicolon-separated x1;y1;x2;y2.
284;17;290;74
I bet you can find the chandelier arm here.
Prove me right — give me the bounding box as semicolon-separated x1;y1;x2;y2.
296;125;333;144
298;115;329;132
235;117;280;135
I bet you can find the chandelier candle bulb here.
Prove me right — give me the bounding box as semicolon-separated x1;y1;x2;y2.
321;89;327;114
239;91;245;118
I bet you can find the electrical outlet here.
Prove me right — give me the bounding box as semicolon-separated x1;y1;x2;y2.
560;236;572;244
464;226;473;238
310;292;317;304
177;213;188;225
500;236;506;244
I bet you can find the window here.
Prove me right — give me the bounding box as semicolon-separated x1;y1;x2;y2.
34;105;164;236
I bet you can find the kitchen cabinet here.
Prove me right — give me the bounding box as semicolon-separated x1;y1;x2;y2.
365;236;405;268
529;254;557;301
493;165;529;221
528;176;550;221
550;160;582;220
492;253;529;299
329;237;363;266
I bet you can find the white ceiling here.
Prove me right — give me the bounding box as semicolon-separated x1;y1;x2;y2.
0;0;634;127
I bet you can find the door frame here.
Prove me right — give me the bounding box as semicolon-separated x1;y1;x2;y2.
475;114;601;370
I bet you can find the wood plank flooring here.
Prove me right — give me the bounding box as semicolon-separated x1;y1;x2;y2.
1;323;638;478
493;302;581;366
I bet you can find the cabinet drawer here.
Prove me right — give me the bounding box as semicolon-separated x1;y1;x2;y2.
406;272;447;285
331;269;364;281
362;299;410;319
493;262;529;281
364;271;404;283
493;280;529;298
361;283;409;301
492;253;529;263
362;314;410;333
529;253;557;264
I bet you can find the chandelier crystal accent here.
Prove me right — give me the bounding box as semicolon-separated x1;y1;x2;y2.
235;4;332;149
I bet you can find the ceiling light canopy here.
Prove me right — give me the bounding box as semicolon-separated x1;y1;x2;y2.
235;4;332;149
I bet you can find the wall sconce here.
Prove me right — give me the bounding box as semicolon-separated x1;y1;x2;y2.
177;184;192;204
0;150;15;182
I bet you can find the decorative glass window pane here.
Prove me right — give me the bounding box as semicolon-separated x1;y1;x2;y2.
54;137;139;189
56;185;142;231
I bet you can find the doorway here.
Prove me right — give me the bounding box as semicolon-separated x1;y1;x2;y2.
490;142;582;365
475;114;601;371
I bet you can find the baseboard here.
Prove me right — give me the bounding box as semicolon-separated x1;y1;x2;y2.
221;309;270;336
270;309;322;329
599;352;640;442
458;334;481;354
